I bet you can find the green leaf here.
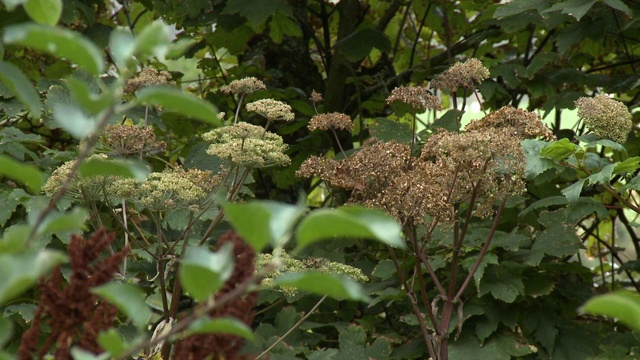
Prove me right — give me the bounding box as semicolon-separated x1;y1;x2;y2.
223;200;305;251
136;86;221;126
52;103;97;139
586;163;615;185
3;23;104;75
369;118;413;144
133;20;172;61
561;179;585;202
186;317;255;340
1;0;27;11
224;0;291;29
542;0;597;21
521;139;565;180
69;347;110;360
603;0;632;15
0;61;41;119
296;206;405;250
91;282;151;328
614;156;640;174
540;138;577;161
179;243;234;301
269;12;302;44
79;158;148;181
108;28;136;70
0;155;44;194
371;259;396;280
272;271;369;302
97;329;126;356
0;250;66;305
336;325;392;360
38;207;88;234
24;0;62;25
493;0;551;19
478;262;525;303
0;224;31;252
334;28;391;62
65;77;112;115
582;291;640;331
449;331;534;360
0;317;13;347
518;196;567;219
432;109;464;132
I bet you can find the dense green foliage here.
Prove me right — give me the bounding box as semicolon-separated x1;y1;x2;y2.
1;0;640;359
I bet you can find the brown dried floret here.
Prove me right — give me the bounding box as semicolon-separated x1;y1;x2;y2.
431;58;490;92
124;67;175;95
98;124;166;156
220;77;266;95
465;106;555;140
310;90;323;103
386;86;442;112
576;94;633;143
308;112;354;132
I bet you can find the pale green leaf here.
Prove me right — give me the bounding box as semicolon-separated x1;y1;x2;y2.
108;28;135;70
0;250;67;305
3;23;104;75
70;347;110;360
179;243;234;301
97;329;126;356
0;224;30;253
65;77;112;115
613;156;640;175
133;20;172;61
0;317;13;347
79;158;148;181
540;138;577;161
135;86;221;126
186;317;255;340
0;61;41;119
24;0;62;25
52;103;96;139
1;0;27;11
296;206;405;250
0;155;44;194
582;291;640;331
38;207;88;235
91;282;151;328
273;271;370;302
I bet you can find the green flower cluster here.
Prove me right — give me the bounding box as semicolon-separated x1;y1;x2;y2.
202;122;290;168
43;154;110;201
257;251;369;296
576;94;633;143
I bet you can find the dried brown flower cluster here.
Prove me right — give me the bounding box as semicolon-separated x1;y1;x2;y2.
203;122;290;168
246;98;294;121
430;58;490;92
308;112;354;132
298;108;544;224
310;90;323;103
220;77;266;95
98;124;166;157
386;86;442;112
124;68;174;95
575;94;633;143
19;229;128;360
172;231;257;360
465;106;555;140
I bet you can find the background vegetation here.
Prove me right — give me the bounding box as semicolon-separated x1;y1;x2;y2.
1;0;640;359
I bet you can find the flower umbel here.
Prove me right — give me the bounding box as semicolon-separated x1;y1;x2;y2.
124;67;174;95
220;77;266;95
576;94;633;143
308;112;354;132
386;86;442;113
465;106;555;140
97;124;166;157
246;98;294;121
431;58;490;92
203;122;290;168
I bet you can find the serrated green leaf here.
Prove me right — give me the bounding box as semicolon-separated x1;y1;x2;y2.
493;0;551;19
79;158;148;181
223;200;305;251
0;61;41;119
336;325;392;359
24;0;62;25
478;262;524;303
0;250;66;305
335;28;391;62
38;207;88;234
542;0;596;21
91;282;150;328
136;86;220;126
603;0;632;15
586;163;615;185
522;139;565;180
179;243;234;301
0;155;44;194
432;109;464;131
186;317;254;340
614;156;640;174
561;179;585;202
540;138;577;161
369;117;413;144
582;291;640;331
296;206;405;250
273;271;369;301
4;24;104;75
97;329;126;356
224;0;291;29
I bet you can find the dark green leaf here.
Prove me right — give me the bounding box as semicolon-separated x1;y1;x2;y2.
542;0;596;21
91;282;151;328
0;250;67;305
449;331;534;360
224;0;291;29
335;325;392;360
561;179;585;202
179;243;234;301
334;28;391;62
493;0;552;19
432;109;464;132
273;271;369;302
0;317;12;347
186;317;255;340
519;196;567;219
0;61;41;119
24;0;62;25
136;86;221;126
223;200;305;251
582;291;640;331
371;259;396;280
0;155;44;194
478;262;525;303
296;206;405;250
370;117;413;144
79;158;148;181
522;139;565;180
603;0;632;15
3;23;104;75
586;164;614;185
